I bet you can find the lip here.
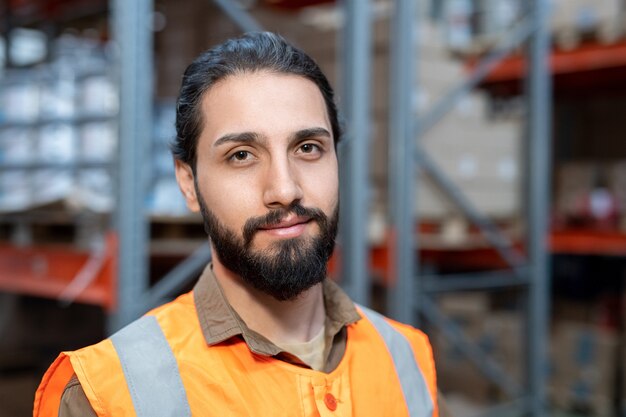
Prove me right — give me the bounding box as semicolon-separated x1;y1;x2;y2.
259;215;311;230
258;216;312;238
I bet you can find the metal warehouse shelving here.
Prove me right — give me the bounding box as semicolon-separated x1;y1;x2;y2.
0;26;119;310
384;1;552;416
0;1;555;417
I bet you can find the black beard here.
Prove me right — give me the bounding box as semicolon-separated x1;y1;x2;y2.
195;189;339;301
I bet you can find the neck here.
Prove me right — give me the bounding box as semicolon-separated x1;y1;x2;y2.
212;257;326;345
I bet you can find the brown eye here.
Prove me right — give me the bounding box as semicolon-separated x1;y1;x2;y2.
232;151;249;161
299;143;321;154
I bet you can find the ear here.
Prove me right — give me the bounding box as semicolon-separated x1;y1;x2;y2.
174;160;201;212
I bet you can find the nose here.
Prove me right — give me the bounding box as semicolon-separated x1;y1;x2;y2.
262;156;304;209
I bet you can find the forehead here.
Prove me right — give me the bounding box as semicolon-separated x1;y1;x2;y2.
199;71;332;147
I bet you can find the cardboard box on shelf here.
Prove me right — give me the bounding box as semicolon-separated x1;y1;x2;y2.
32;168;73;207
418;95;522;220
479;312;523;382
434;293;490;358
432;297;523;404
39;77;76;119
80;122;117;162
0;128;35;163
76;168;114;213
38;123;77;163
1;82;40;122
438;292;491;317
435;352;494;405
551;0;625;47
147;178;189;216
416;174;520;221
80;75;118;116
431;319;492;404
554;162;597;218
550;387;614;417
0;170;31;212
607;161;626;223
552;298;605;325
549;321;619;417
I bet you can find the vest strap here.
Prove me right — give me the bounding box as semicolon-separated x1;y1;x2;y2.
111;315;191;417
359;305;434;417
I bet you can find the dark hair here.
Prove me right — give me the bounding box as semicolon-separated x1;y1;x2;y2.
172;31;341;169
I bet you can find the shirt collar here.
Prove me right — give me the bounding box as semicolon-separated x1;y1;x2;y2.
192;263;361;357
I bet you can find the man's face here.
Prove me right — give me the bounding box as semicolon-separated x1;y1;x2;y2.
175;71;339;300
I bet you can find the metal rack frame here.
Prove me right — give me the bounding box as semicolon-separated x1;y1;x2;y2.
385;1;552;416
110;0;153;331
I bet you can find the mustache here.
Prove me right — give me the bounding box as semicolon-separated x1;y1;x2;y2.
242;203;328;247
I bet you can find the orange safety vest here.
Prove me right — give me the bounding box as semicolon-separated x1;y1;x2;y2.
34;291;438;417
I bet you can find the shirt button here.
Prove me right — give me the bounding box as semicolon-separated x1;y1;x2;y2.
324;393;337;411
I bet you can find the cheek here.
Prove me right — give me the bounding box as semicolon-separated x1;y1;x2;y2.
301;159;339;210
197;168;261;231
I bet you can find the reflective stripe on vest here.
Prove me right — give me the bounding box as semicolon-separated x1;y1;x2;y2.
109;308;431;417
110;315;191;417
358;305;434;417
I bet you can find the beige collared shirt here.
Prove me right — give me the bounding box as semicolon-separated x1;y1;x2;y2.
59;264;361;417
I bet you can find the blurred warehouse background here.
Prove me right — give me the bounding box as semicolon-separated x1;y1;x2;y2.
0;0;625;416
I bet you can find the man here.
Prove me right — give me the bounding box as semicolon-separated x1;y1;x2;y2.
34;32;438;417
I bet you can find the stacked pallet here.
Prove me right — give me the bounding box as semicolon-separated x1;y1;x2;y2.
443;0;626;55
551;0;626;49
417;27;522;222
0;36;117;215
432;292;623;417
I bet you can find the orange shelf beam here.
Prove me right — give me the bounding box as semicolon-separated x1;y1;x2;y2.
330;228;626;286
476;40;626;84
550;229;626;256
0;232;117;311
2;228;621;304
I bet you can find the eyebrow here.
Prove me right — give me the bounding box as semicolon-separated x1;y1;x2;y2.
291;127;332;142
213;131;261;147
213;127;332;148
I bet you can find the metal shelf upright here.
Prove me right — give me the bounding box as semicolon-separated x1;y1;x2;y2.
387;1;552;417
109;0;153;331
